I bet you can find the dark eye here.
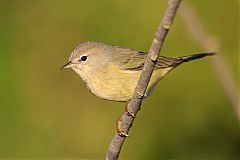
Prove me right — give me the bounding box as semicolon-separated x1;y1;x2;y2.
80;55;88;62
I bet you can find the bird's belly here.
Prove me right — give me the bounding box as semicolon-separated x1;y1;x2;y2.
84;67;171;102
87;70;138;102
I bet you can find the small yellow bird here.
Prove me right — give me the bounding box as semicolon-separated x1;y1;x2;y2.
62;41;215;102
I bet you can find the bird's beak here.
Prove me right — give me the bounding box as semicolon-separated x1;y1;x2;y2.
61;61;72;70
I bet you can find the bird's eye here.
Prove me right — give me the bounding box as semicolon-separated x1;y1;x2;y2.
79;55;88;62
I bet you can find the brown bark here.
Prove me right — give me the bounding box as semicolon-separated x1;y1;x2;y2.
106;0;182;159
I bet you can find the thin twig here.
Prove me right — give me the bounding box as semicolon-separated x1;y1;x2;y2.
106;0;182;159
179;3;240;120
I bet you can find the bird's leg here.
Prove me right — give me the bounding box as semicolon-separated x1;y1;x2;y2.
116;101;136;137
116;116;129;137
125;101;136;118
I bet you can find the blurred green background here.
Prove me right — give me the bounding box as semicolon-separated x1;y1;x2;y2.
0;0;239;159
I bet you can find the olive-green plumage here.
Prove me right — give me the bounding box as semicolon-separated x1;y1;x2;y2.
62;41;215;102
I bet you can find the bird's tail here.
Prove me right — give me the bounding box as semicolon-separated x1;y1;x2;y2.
180;52;216;62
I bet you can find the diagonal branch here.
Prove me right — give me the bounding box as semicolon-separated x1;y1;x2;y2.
106;0;182;159
179;3;240;120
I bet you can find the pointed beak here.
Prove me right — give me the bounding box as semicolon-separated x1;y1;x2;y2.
61;61;72;70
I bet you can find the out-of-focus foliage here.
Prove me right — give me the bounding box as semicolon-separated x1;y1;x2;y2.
0;0;239;159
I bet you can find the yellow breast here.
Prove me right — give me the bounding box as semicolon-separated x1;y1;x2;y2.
84;63;172;102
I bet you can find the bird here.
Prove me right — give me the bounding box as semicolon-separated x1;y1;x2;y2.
62;41;215;102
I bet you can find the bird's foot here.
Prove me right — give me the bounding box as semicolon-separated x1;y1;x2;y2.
116;117;129;137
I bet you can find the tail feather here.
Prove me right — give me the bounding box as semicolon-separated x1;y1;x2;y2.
155;52;216;69
180;52;216;62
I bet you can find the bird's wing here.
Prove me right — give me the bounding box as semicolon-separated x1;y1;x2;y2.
113;48;182;71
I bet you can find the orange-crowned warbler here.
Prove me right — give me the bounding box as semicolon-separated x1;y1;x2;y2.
62;41;215;102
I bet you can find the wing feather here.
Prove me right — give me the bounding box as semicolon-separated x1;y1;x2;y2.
113;49;182;71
